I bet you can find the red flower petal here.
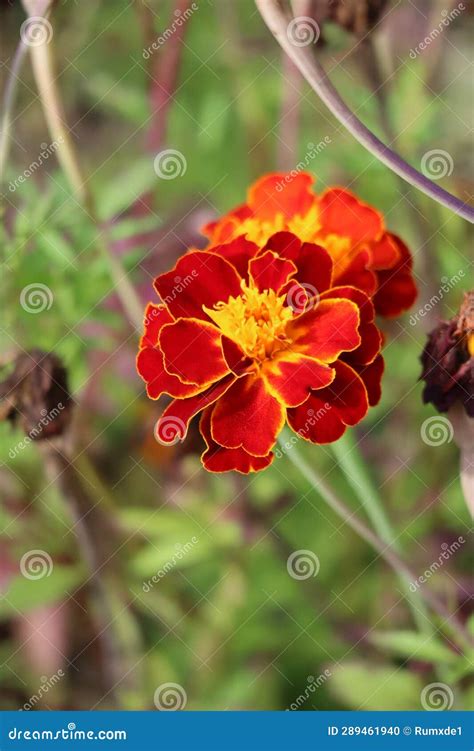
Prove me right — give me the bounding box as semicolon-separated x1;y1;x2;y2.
211;374;285;456
160;318;229;386
156;375;236;444
248;172;315;220
319;188;383;243
262;353;335;407
287;361;369;443
334;249;377;296
321;286;381;365
207;236;259;280
139;303;173;348
249;250;296;293
287;299;361;362
265;234;333;295
200;407;273;473
136;347;202;400
368;232;400;270
355;354;384;406
154;250;242;321
373;234;417;317
202;204;252;243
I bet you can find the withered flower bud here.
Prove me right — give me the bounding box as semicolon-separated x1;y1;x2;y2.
0;349;72;440
420;291;474;417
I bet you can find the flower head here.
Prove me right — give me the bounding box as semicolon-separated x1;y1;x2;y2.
203;172;417;318
137;232;384;473
421;291;474;417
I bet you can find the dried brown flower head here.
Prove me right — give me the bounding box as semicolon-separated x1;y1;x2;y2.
0;349;72;440
420;291;474;417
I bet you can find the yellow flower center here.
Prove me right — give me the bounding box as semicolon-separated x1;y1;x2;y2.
238;204;355;276
204;282;293;362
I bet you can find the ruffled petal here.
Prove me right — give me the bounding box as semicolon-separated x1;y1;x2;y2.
207;236;259;280
287;361;369;443
139;303;173;348
321;286;381;365
334;249;377;296
211;374;285;456
249;250;296;293
287;299;361;362
200;407;273;473
136;347;203;400
319;188;383;243
355;354;384;406
248;172;315;219
262;353;335;407
160;318;229;386
154;250;242;320
373;234;417;317
265;234;333;295
368;232;400;270
202;205;252;244
155;374;236;444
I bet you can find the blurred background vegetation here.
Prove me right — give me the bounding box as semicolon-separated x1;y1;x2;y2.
0;0;472;711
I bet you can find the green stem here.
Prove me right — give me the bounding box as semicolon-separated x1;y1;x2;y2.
278;429;472;653
19;2;143;330
331;432;430;634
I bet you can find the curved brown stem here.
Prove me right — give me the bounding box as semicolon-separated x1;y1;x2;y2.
255;0;474;222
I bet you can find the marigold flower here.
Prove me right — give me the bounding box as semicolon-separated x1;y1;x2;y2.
203;172;417;318
137;231;384;473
